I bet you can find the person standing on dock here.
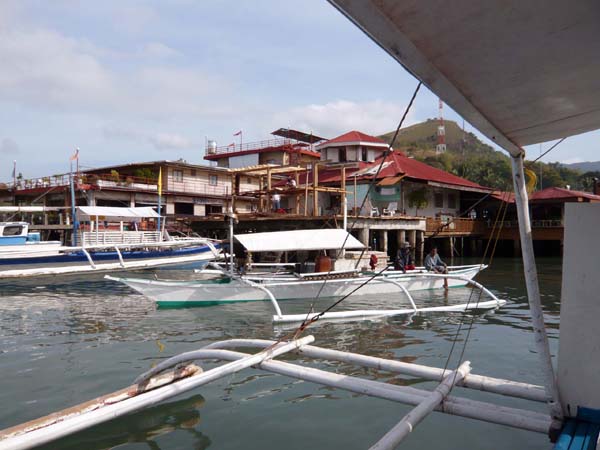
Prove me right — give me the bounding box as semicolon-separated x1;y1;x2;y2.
425;246;448;289
272;193;281;211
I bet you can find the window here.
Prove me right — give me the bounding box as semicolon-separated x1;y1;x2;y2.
173;170;183;182
246;177;252;184
447;194;457;209
339;147;347;162
3;225;23;236
191;169;197;177
362;147;368;161
209;175;218;186
434;192;444;208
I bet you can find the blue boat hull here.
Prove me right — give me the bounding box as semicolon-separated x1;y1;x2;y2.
0;243;221;271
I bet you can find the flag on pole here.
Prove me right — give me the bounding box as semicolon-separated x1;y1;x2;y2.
158;167;162;196
227;142;235;148
70;148;79;161
233;130;242;136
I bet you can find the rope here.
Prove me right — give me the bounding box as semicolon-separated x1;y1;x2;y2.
264;82;423;346
440;190;509;386
299;81;422;328
530;138;566;164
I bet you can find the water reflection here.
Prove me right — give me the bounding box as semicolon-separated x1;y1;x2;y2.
37;395;211;450
0;258;563;450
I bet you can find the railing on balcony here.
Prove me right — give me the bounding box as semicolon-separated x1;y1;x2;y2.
12;173;158;192
495;219;563;228
426;218;486;235
166;179;229;197
205;138;296;156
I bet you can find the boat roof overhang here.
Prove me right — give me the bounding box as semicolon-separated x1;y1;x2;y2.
76;206;160;221
234;229;365;252
328;0;600;156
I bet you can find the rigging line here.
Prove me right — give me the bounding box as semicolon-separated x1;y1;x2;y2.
303;81;423;312
440;190;509;376
529;137;566;164
428;190;493;239
447;191;509;391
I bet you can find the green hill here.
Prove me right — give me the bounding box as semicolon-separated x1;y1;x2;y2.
379;118;496;156
378;119;596;192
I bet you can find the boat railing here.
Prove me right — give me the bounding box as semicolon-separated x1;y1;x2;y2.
271;273;505;324
82;231;161;246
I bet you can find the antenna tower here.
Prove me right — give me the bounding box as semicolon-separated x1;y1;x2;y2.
436;99;447;154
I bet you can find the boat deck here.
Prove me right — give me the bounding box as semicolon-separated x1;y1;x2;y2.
554;408;600;450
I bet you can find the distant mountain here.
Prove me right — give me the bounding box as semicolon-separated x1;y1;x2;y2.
378;119;597;192
562;161;600;173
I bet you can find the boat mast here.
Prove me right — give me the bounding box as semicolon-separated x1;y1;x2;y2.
511;152;564;426
228;208;235;276
69;164;79;246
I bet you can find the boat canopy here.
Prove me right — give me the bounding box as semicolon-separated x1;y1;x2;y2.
234;229;364;252
76;206;159;221
0;206;64;213
329;0;600;156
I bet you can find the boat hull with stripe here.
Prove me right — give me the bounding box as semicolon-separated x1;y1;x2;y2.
107;265;484;307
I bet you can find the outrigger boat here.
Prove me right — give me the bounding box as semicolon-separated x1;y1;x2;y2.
0;206;221;278
106;228;502;322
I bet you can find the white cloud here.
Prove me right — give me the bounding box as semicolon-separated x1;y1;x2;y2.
149;133;192;150
273;100;417;138
561;157;584;164
102;125;193;151
141;42;181;59
0;138;19;155
0;24;233;118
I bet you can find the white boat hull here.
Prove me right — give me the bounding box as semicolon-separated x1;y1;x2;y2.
108;266;484;307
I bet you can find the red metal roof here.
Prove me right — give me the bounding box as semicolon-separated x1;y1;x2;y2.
286;151;490;191
317;130;388;148
531;187;600;202
491;187;600;203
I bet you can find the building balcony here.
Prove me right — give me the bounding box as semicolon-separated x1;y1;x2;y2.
426;217;487;236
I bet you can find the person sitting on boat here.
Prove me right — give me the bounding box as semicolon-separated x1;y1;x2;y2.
395;241;415;272
425;246;448;289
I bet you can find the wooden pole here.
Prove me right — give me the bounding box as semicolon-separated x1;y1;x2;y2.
370;361;472;449
295;171;300;214
304;174;309;216
267;169;272;213
354;175;358;217
510;154;564;425
313;164;319;217
341;166;346;218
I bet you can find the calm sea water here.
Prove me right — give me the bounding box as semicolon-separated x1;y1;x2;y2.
0;257;562;449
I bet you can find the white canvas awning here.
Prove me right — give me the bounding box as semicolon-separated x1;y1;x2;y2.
0;206;65;213
76;206;159;221
234;229;364;252
329;0;600;156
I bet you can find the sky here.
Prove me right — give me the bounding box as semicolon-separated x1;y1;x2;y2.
1;0;598;180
